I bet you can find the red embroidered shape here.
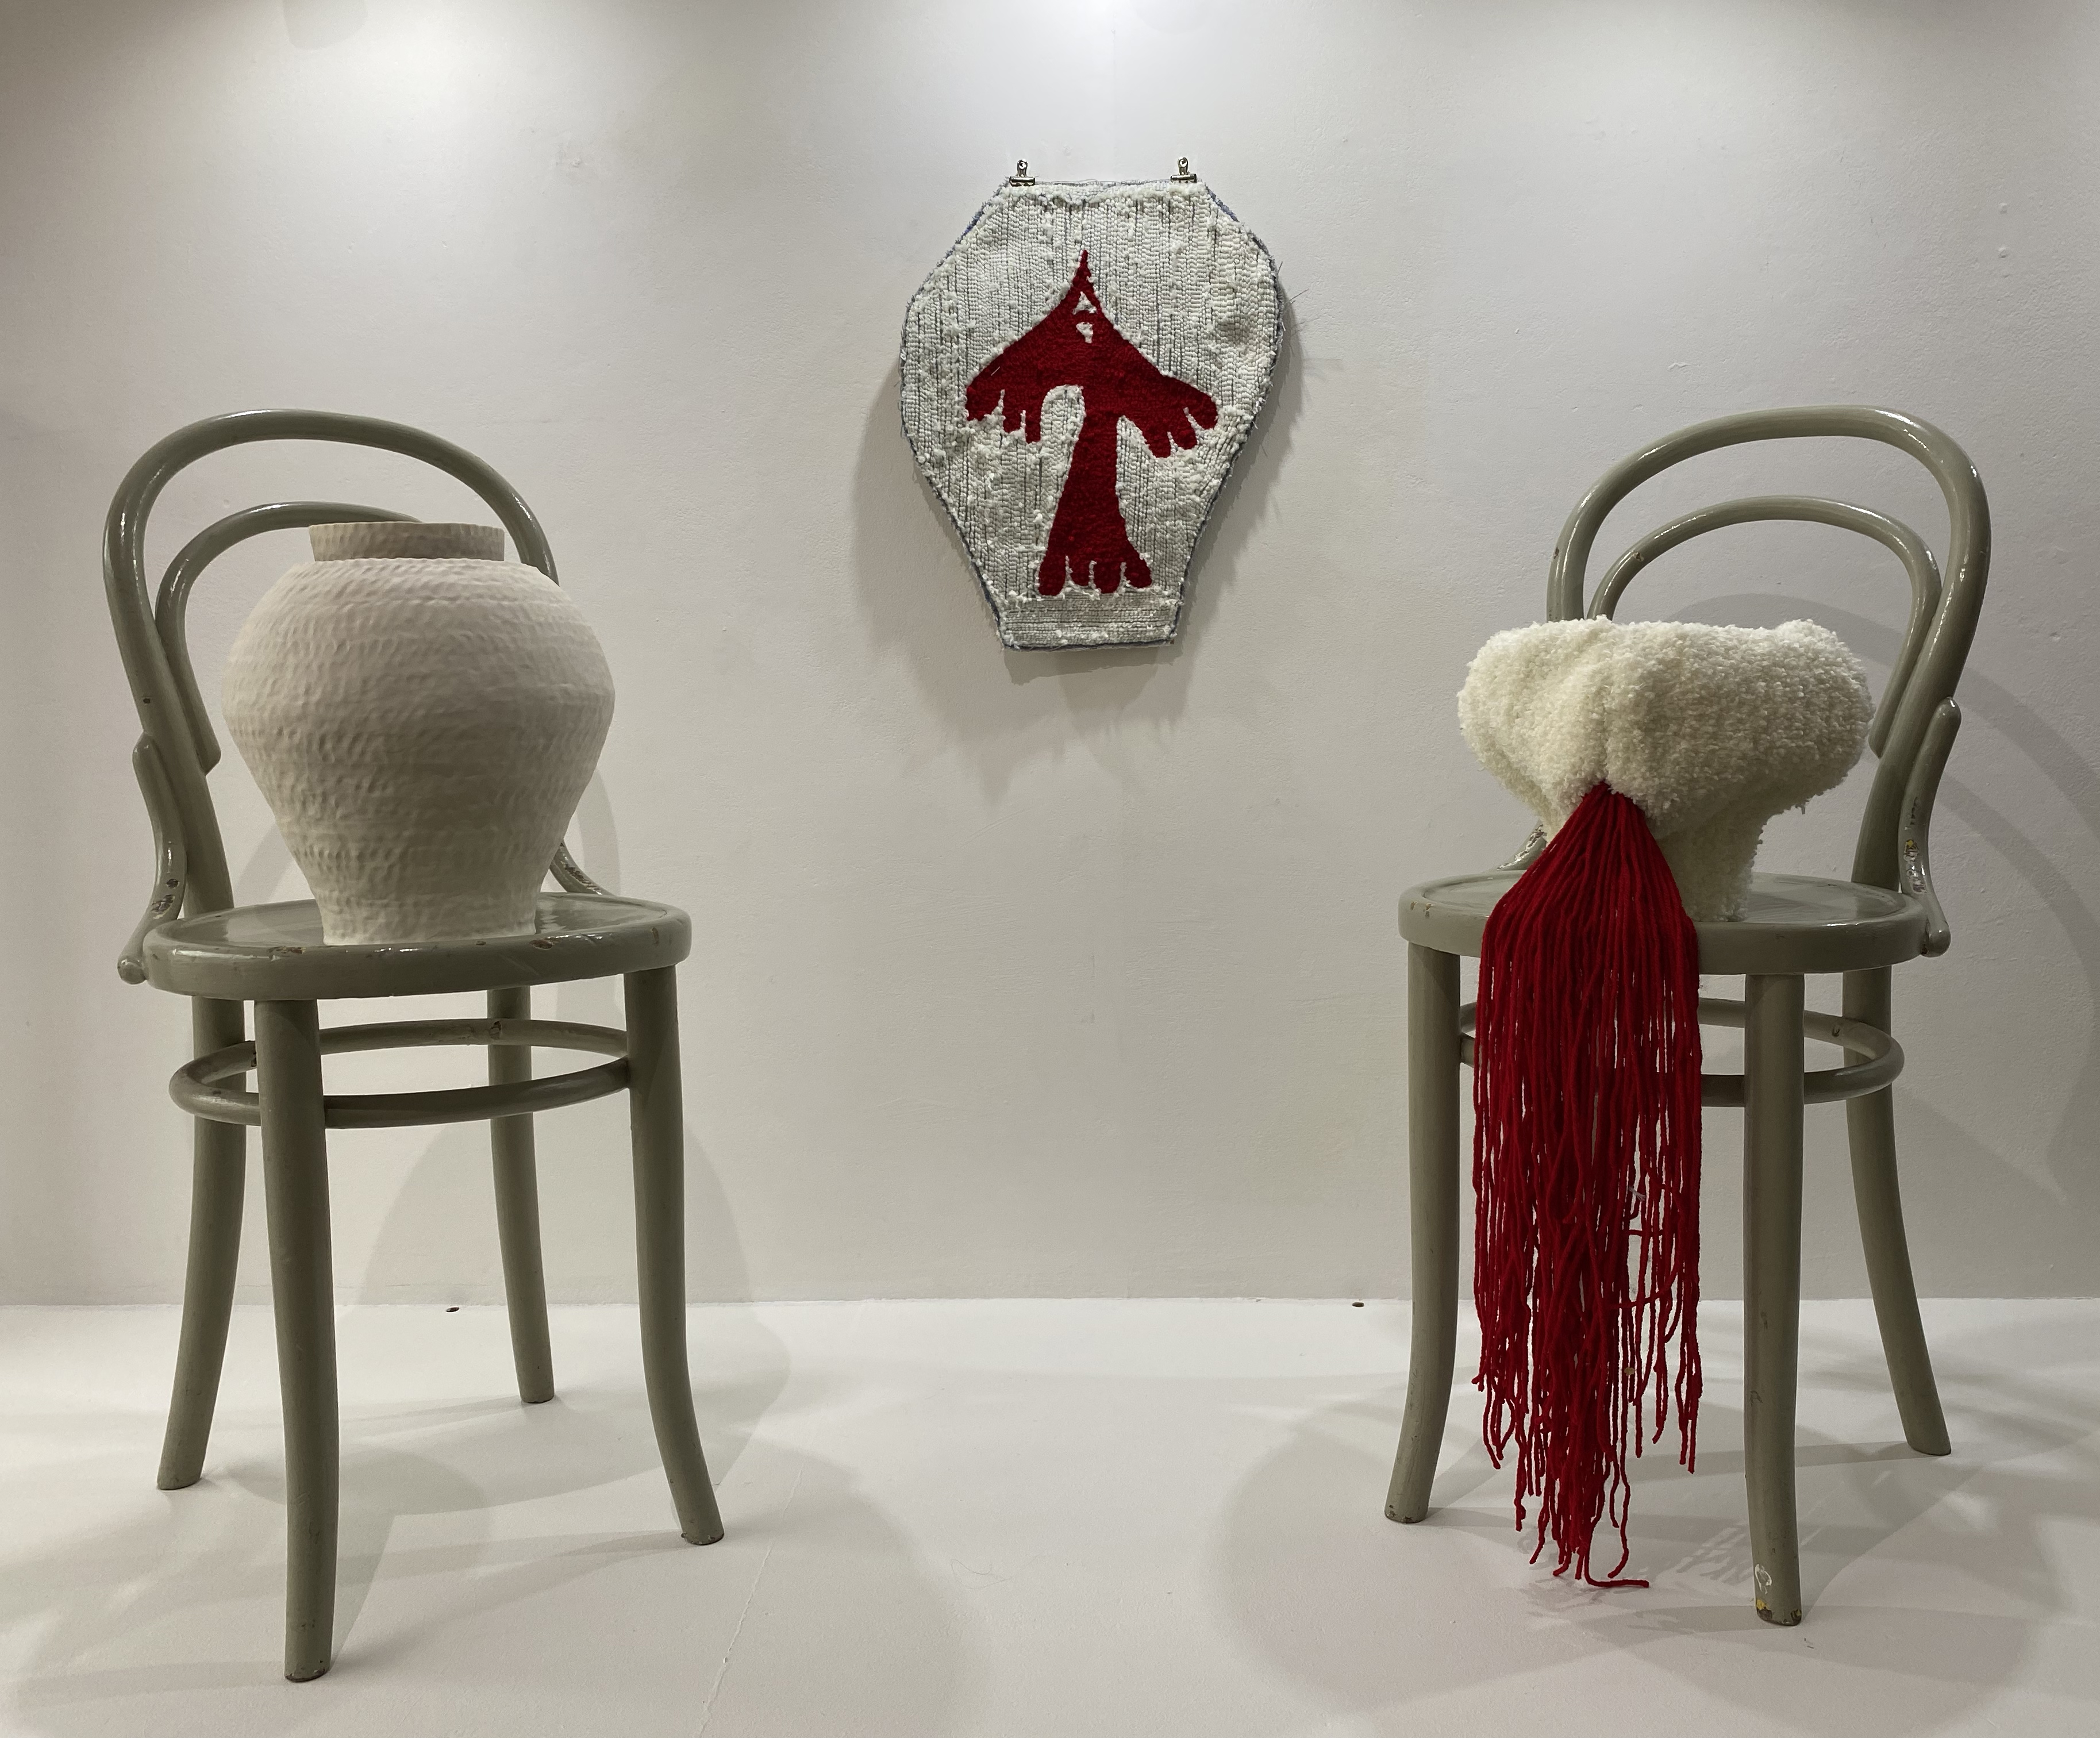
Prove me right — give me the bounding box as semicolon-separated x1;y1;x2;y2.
966;252;1218;597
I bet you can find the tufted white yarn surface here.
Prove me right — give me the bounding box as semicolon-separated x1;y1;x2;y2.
1459;618;1873;920
901;178;1282;649
222;530;614;945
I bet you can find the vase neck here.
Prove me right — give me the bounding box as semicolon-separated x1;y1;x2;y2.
310;522;505;562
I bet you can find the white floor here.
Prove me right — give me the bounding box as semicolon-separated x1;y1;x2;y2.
1;1301;2097;1737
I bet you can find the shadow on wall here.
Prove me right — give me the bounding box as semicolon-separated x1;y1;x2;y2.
353;1108;755;1309
0;409;122;1305
1687;594;2100;1294
231;826;294;909
1209;1307;2100;1737
352;772;757;1307
282;0;366;52
849;299;1303;802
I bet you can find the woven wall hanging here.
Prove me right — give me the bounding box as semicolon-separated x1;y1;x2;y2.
901;161;1283;650
1458;616;1873;1583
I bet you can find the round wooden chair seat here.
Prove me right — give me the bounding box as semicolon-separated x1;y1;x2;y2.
1401;868;1928;975
142;892;691;1001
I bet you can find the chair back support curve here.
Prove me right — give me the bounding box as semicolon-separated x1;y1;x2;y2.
104;410;602;982
1546;405;1991;953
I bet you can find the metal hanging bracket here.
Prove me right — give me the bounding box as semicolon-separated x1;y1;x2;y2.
1008;160;1035;186
1171;156;1198;182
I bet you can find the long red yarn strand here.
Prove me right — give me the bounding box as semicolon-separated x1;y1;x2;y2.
1471;782;1704;1587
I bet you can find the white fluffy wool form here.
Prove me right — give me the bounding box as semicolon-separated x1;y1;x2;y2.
901;178;1282;649
1458;618;1874;921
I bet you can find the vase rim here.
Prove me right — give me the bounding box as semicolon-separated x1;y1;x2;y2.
310;521;507;563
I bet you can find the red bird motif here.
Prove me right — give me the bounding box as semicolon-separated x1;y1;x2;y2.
966;252;1218;596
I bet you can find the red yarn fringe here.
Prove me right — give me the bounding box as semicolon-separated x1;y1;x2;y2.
1472;783;1704;1587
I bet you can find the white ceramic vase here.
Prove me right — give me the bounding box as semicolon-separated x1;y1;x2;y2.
222;521;616;944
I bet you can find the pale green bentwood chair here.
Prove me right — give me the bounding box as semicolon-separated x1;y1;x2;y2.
105;410;724;1681
1384;406;1989;1625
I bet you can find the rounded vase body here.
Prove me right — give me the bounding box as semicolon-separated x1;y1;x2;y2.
222;522;616;944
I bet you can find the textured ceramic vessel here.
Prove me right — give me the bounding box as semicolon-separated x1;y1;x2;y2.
222;522;615;944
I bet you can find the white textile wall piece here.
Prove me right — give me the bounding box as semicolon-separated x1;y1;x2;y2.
901;178;1283;649
1459;618;1874;920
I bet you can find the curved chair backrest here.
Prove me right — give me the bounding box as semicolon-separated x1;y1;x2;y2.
103;410;597;981
1547;406;1990;955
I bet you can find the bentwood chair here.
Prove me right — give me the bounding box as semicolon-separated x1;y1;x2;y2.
1384;406;1988;1625
105;410;724;1681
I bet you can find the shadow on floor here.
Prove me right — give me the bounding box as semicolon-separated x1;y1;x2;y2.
0;1308;972;1737
1210;1308;2100;1736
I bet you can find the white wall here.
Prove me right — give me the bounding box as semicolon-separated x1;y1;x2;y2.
3;0;2097;1305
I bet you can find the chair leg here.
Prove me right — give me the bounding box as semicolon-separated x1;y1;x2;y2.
255;999;340;1682
1841;967;1951;1456
158;997;249;1490
489;986;555;1404
1387;945;1463;1524
1743;973;1806;1627
624;967;724;1547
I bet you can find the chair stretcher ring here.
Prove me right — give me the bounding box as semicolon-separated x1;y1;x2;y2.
170;1017;632;1130
1455;995;1903;1106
